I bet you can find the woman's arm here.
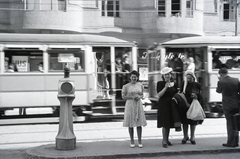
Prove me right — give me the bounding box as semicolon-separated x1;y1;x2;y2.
134;84;144;101
157;81;168;98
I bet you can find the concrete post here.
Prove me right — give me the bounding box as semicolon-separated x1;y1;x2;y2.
0;45;4;73
56;67;76;150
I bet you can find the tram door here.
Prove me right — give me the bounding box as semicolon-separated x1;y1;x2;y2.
93;47;133;114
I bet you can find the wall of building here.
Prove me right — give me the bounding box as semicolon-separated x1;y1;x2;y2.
0;0;239;47
0;0;10;32
203;0;239;36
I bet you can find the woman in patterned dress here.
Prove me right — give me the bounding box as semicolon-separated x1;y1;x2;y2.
122;70;147;148
157;67;178;148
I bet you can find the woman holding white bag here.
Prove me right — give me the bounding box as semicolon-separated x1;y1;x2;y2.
179;70;204;145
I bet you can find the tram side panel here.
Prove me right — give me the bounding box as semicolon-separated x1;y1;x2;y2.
0;74;91;115
206;71;240;114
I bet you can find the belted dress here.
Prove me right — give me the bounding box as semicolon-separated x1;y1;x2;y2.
122;82;147;127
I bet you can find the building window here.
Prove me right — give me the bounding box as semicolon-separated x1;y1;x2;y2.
223;2;235;21
158;0;166;17
102;0;120;17
171;0;181;17
186;0;193;17
58;0;66;11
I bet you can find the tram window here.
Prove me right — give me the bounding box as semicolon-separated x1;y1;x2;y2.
49;51;85;72
4;50;43;73
212;51;240;70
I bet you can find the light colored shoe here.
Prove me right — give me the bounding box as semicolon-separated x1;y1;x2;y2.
138;144;143;148
130;144;135;148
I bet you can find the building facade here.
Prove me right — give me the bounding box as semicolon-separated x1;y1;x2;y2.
0;0;239;48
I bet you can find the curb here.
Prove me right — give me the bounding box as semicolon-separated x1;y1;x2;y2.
25;138;240;159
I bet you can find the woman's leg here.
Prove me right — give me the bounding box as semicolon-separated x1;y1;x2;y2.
190;124;196;143
137;126;142;145
182;124;189;142
165;128;170;141
128;127;134;145
162;127;168;147
165;127;172;146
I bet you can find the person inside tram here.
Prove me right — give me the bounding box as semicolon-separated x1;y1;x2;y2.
38;62;44;72
212;53;223;69
186;57;195;73
226;55;240;69
96;53;110;99
6;63;18;72
194;54;203;83
122;55;130;73
122;55;131;85
168;55;183;88
115;56;124;99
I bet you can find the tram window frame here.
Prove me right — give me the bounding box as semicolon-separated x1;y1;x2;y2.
48;50;85;72
212;50;240;70
4;50;43;73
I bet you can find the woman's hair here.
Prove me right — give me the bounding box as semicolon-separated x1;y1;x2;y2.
129;70;140;78
186;73;195;82
162;72;174;82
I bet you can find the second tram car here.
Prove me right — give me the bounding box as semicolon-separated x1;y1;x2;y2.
148;36;240;117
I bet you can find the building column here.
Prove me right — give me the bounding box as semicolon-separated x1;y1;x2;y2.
40;45;48;73
181;0;186;17
0;45;4;73
166;0;171;17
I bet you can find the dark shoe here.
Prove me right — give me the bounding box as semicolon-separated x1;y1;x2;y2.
167;141;172;146
232;144;239;147
222;143;236;147
162;142;168;148
181;137;189;144
190;140;196;145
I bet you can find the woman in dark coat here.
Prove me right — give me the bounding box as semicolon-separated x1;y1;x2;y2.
157;67;178;148
180;70;203;145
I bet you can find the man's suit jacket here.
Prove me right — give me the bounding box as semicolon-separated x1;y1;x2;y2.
216;75;240;111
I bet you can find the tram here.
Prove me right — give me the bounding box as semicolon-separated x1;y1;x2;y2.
0;33;149;122
147;36;240;118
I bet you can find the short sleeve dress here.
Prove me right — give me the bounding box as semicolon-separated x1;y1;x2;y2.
157;81;178;128
122;82;147;127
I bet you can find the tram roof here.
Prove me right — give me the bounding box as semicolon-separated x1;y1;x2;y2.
162;36;240;47
0;33;134;46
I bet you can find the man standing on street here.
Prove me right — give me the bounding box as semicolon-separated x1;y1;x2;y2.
216;67;240;147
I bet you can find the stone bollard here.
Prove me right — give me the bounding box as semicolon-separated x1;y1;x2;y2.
56;67;76;150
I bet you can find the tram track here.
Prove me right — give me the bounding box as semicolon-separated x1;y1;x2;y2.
0;114;86;126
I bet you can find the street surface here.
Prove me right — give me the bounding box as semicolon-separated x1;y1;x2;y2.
120;152;240;159
0;117;239;159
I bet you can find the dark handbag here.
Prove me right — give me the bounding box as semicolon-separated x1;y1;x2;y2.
232;113;240;131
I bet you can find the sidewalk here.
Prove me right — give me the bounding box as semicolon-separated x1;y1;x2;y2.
1;137;240;159
0;118;240;158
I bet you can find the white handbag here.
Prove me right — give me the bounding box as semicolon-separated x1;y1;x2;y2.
186;99;206;121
